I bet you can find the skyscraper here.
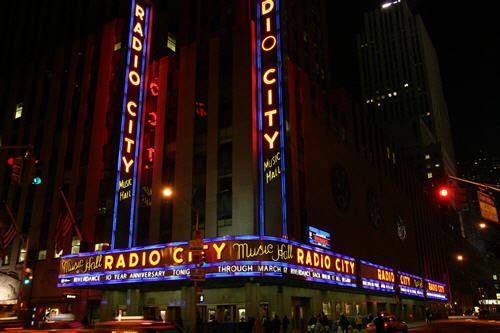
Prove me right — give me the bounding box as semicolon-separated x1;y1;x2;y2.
357;0;456;184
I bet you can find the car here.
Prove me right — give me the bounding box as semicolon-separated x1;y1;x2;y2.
90;320;183;332
366;313;408;333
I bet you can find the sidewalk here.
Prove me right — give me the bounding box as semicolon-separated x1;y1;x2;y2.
407;320;426;328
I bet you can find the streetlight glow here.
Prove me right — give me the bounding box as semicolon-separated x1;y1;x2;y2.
439;188;448;197
457;255;463;261
162;187;173;197
479;222;486;229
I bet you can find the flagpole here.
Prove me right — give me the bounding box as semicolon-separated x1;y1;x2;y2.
2;201;26;247
59;189;83;242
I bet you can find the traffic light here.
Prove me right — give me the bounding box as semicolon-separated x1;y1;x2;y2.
10;156;24;184
31;159;42;185
24;267;33;285
438;187;449;198
200;251;206;266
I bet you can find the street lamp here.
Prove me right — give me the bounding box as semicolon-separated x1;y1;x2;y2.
162;186;202;332
457;255;464;261
478;222;487;229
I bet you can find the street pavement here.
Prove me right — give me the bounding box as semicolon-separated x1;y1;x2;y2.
409;319;500;332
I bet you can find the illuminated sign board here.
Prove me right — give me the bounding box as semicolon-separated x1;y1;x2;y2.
112;0;152;248
359;260;395;293
256;0;287;236
397;271;424;297
308;226;331;249
58;236;356;288
425;279;447;300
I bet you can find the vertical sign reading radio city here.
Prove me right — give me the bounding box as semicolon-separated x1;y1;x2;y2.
257;0;287;235
112;0;152;249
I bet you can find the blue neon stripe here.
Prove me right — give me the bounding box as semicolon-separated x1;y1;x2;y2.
111;0;137;249
397;271;422;280
275;0;287;237
256;1;265;236
128;5;150;247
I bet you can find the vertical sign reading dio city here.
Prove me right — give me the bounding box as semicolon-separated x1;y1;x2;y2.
112;0;152;249
257;0;287;236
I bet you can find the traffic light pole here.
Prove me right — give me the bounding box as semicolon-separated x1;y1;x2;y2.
448;175;500;192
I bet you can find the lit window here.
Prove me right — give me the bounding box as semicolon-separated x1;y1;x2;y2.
381;95;385;99
94;243;109;251
426;112;431;116
15;102;23;119
2;253;9;265
388;93;392;97
494;275;498;280
435;164;440;167
114;42;121;51
366;100;370;104
386;147;390;158
404;83;409;87
377;103;381;106
427;172;433;179
167;33;176;52
393;92;397;96
425;154;430;160
38;250;47;260
71;236;81;254
370;99;374;102
18;246;26;263
426;165;431;169
392;152;396;164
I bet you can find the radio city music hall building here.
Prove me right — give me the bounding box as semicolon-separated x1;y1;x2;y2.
0;0;452;329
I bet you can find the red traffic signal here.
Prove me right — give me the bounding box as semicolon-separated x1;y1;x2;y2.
439;188;449;198
7;157;15;165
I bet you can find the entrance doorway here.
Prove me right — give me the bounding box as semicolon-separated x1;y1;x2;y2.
291;297;310;333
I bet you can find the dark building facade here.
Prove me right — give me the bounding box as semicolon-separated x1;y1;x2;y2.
0;0;450;329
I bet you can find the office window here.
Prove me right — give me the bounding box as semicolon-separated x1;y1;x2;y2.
38;250;47;260
15;102;23;119
71;236;81;254
18;246;26;263
427;172;433;179
425;154;430;160
167;33;176;52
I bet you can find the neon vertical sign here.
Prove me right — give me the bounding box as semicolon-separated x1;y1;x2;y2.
257;0;287;236
112;0;152;249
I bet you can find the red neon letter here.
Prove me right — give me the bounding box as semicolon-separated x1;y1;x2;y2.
264;131;279;149
262;35;276;51
133;22;144;37
135;4;145;20
124;137;135;153
262;0;274;15
127;101;137;116
129;71;141;86
213;243;226;260
129;253;139;267
104;255;113;270
297;248;304;264
173;248;184;264
263;68;276;85
264;110;277;127
132;36;142;52
149;250;161;266
122;156;134;173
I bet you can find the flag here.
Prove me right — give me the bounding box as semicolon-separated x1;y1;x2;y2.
54;201;72;254
1;223;17;251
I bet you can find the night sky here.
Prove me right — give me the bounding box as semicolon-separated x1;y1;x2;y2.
327;1;500;161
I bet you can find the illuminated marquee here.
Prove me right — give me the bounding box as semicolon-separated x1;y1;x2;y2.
112;0;152;248
256;0;287;235
397;271;424;297
57;236;357;288
425;279;447;300
359;260;395;293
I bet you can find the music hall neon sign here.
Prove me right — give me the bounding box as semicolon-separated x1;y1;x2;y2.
257;0;287;236
112;0;152;248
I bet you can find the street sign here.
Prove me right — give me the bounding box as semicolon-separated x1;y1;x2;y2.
190;239;204;251
478;191;499;223
190;267;205;282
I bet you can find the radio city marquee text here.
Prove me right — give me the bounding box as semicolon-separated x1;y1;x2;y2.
58;238;356;287
118;2;148;202
259;0;282;184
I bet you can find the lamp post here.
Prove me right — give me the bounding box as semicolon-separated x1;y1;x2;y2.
162;187;201;332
